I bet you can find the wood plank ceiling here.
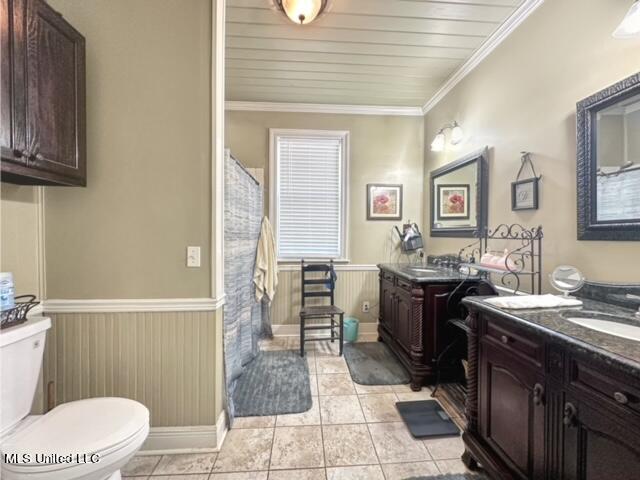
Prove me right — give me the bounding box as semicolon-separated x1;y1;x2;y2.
226;0;526;107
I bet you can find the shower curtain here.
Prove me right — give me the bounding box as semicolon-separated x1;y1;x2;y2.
223;152;266;422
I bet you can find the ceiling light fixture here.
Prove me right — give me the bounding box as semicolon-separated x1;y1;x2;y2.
430;122;464;152
274;0;329;25
613;0;640;38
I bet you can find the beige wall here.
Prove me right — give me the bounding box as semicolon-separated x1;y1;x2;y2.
226;111;425;264
45;0;212;299
0;186;41;297
424;0;640;285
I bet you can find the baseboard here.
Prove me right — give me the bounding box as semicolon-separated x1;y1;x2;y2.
139;410;227;454
271;322;379;341
216;409;228;451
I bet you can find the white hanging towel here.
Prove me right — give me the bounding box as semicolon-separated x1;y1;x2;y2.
254;216;278;303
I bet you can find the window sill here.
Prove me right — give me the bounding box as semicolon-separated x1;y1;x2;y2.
278;258;351;265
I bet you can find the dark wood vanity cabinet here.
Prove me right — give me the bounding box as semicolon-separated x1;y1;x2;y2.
378;267;469;391
562;392;640;480
393;283;414;354
477;322;545;479
464;310;640;480
1;0;86;186
379;273;396;338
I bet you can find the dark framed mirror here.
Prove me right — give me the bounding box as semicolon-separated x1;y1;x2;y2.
430;147;489;237
577;72;640;240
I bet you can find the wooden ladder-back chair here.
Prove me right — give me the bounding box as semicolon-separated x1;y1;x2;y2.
299;259;344;357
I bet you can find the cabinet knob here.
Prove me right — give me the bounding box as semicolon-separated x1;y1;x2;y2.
500;335;509;344
563;402;577;427
613;392;629;405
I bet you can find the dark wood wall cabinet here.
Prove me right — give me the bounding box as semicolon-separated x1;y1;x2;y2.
1;0;86;186
462;308;640;480
378;266;472;391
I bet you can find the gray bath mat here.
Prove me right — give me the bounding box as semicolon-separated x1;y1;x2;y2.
233;350;312;417
397;400;460;438
344;342;410;385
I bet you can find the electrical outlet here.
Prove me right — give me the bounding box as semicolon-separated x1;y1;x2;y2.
362;301;370;313
187;246;201;267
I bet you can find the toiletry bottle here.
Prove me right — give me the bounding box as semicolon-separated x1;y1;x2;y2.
0;272;15;311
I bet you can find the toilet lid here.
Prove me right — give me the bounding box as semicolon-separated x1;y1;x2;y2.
2;398;149;466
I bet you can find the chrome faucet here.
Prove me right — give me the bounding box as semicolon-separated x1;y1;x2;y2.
626;294;640;318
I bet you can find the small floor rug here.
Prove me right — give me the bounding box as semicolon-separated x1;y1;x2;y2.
397;400;460;438
343;342;410;385
233;350;312;417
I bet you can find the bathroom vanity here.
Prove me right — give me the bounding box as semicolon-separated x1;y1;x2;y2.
461;295;640;480
377;263;478;391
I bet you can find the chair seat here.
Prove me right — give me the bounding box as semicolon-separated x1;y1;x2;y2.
300;305;344;316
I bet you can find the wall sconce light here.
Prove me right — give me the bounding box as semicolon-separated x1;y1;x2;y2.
613;0;640;38
274;0;330;25
430;122;464;152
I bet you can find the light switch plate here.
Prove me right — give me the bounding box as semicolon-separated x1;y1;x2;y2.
187;246;201;267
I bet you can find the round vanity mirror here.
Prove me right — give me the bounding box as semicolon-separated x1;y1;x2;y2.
550;266;585;297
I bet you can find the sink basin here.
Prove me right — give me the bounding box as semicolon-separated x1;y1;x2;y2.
561;311;640;341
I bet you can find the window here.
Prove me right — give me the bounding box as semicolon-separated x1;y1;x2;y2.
270;129;349;261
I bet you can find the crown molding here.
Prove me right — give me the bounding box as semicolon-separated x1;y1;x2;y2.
422;0;544;115
226;101;424;117
43;296;226;314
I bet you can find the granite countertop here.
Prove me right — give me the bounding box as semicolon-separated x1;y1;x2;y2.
378;263;478;283
463;296;640;378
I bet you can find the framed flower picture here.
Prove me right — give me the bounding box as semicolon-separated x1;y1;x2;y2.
437;184;470;220
366;184;403;220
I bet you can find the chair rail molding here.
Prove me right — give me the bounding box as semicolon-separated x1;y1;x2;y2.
277;263;379;272
43;296;226;313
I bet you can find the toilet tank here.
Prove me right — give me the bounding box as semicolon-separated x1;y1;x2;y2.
0;317;51;436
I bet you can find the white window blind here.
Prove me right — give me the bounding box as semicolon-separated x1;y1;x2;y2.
271;130;349;261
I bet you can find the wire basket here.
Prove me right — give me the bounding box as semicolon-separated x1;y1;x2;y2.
1;295;40;330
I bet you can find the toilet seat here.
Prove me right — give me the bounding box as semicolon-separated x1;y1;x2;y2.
1;397;149;480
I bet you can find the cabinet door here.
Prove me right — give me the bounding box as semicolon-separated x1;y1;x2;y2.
0;0;28;164
425;285;455;365
395;288;413;354
380;278;395;335
479;340;545;479
562;395;640;480
24;0;85;184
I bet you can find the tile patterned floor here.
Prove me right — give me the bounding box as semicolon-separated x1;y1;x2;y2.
123;339;484;480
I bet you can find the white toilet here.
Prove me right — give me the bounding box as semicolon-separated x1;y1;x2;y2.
0;316;150;479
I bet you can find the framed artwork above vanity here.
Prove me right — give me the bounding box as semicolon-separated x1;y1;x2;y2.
366;183;403;220
577;72;640;240
430;147;489;237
